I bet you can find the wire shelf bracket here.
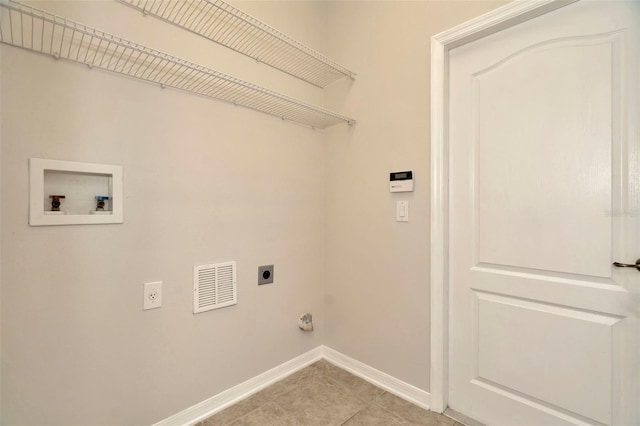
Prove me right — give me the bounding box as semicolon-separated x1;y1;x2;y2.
117;0;356;88
0;0;356;129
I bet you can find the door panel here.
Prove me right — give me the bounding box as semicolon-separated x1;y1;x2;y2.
448;1;639;425
474;33;618;278
474;290;619;425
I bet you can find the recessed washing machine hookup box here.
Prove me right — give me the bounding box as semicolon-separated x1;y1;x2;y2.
29;158;123;226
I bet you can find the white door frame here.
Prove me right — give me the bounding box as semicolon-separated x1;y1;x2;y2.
428;0;578;413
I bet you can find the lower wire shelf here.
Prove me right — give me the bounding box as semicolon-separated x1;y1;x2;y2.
0;0;356;129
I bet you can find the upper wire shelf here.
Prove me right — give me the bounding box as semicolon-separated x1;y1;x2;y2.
0;0;356;129
117;0;356;88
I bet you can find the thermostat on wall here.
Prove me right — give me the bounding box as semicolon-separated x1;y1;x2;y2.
390;171;414;192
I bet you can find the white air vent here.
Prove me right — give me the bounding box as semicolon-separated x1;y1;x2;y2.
193;262;237;313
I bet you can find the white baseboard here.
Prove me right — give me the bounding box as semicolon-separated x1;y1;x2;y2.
154;346;324;426
154;345;430;426
322;346;431;410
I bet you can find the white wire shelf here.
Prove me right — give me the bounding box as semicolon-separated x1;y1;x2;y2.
0;0;356;129
117;0;356;88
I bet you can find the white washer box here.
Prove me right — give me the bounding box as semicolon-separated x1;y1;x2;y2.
29;158;123;226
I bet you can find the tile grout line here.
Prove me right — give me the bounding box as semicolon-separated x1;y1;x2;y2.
202;360;445;426
339;407;362;426
219;366;311;426
373;398;415;425
271;400;305;426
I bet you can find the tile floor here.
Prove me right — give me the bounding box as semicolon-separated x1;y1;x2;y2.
196;360;462;426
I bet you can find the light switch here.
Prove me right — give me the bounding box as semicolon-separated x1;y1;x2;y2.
396;201;409;222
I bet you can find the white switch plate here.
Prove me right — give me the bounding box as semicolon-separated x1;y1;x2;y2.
396;201;409;222
143;281;162;310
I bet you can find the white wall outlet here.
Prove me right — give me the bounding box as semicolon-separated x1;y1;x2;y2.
143;281;162;310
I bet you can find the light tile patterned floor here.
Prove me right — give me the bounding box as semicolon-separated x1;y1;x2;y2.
196;360;462;426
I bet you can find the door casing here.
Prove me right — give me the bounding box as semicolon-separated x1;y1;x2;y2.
428;0;578;413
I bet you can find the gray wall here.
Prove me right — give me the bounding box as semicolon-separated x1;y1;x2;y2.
323;0;505;391
1;1;327;424
0;35;3;420
1;1;504;424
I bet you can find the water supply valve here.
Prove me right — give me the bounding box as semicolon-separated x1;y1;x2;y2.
49;195;66;212
95;196;110;211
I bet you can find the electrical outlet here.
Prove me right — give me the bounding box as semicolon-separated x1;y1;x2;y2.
258;265;274;285
143;281;162;310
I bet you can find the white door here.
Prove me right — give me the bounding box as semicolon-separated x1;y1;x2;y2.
448;1;639;425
